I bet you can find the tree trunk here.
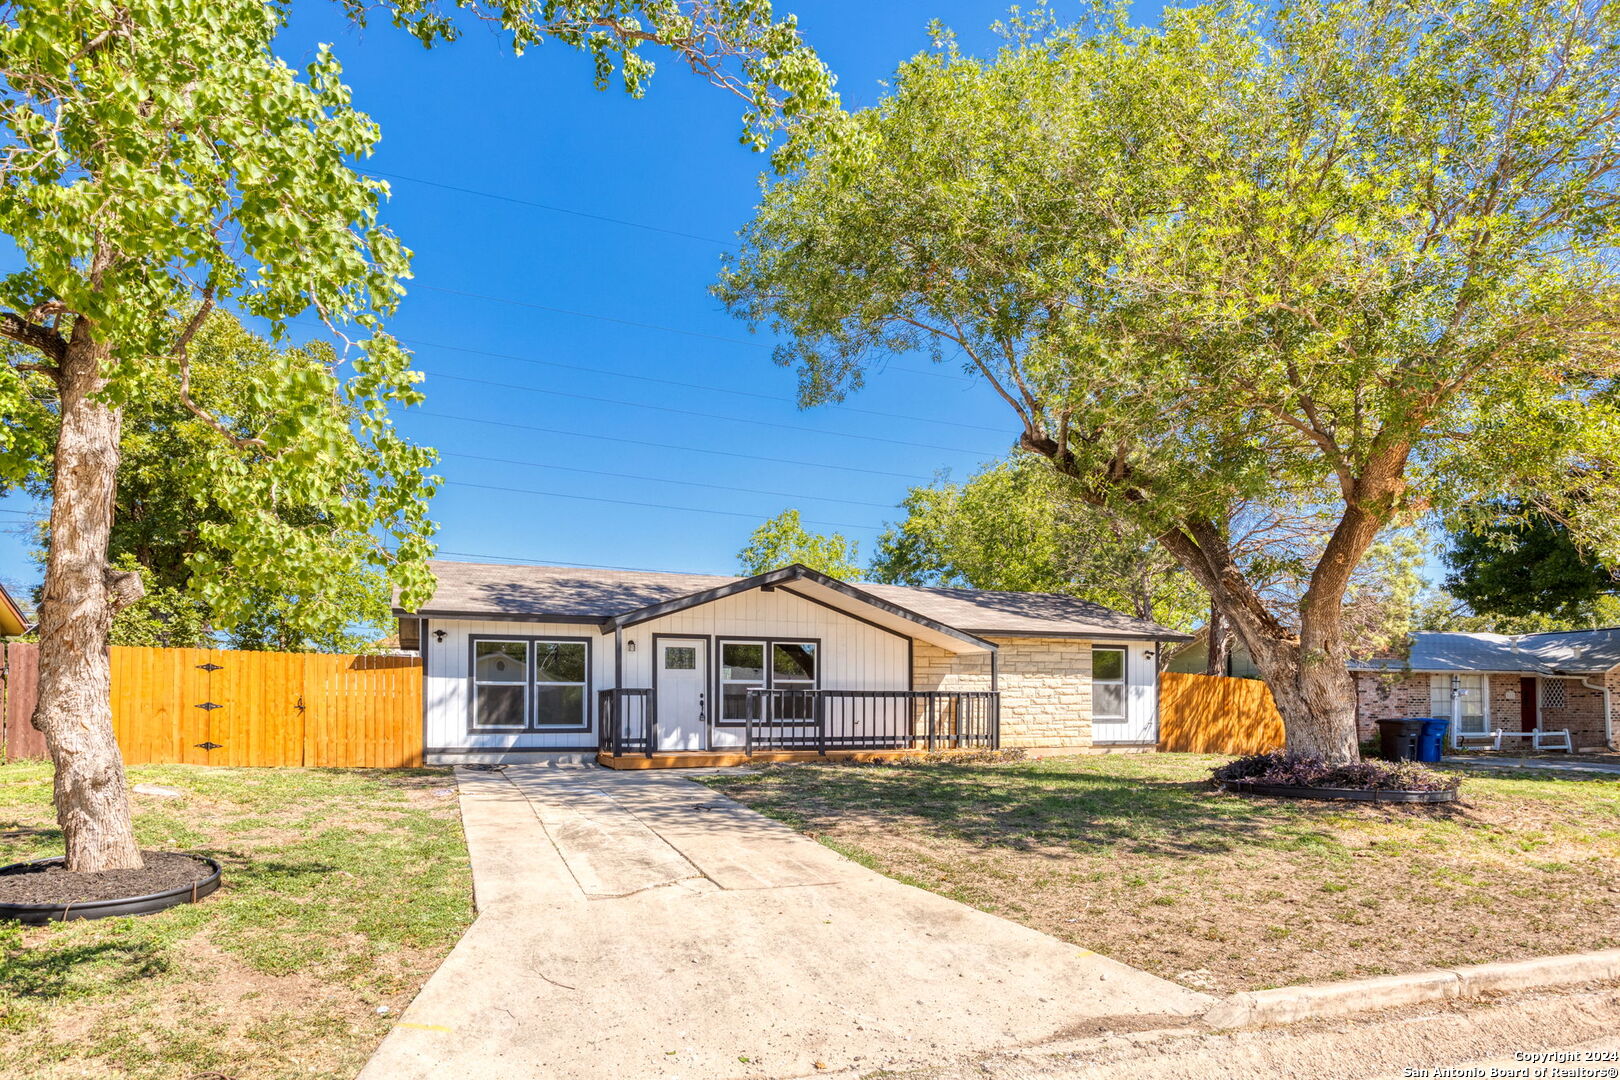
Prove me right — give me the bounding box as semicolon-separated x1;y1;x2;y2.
1205;602;1233;677
32;327;144;872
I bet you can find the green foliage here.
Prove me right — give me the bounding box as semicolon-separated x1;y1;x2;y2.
104;556;210;648
871;455;1204;628
1442;504;1618;622
348;0;839;166
0;0;440;619
738;508;861;579
19;313;402;651
1413;590;1620;635
719;0;1620;722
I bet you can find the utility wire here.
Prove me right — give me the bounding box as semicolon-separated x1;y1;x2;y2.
354;327;1006;433
368;170;737;247
421;368;1002;457
436;548;734;576
418;410;935;481
439;451;900;509
443;479;880;532
407;284;974;384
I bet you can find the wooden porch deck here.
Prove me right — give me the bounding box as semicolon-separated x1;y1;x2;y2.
596;747;948;770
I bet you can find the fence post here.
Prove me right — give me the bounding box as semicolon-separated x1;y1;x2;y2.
926;693;937;752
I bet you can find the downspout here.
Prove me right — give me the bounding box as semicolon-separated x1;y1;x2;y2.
1578;672;1612;749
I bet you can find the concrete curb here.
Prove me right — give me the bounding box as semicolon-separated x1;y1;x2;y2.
1203;948;1620;1029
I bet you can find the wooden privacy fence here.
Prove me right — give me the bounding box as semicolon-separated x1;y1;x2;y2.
1158;670;1285;755
2;644;422;768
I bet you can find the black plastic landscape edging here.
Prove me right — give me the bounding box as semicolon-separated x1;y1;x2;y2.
1217;779;1459;804
0;854;222;924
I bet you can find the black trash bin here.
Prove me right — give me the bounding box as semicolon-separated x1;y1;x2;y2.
1376;718;1425;762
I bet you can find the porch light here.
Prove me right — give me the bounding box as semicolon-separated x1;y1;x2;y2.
433;629;447;643
627;640;637;653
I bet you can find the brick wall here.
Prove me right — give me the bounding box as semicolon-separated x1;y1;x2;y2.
1353;672;1429;740
1545;676;1611;750
1355;670;1615;750
913;637;1096;748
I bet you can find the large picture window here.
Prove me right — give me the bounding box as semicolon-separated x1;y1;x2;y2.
719;639;818;722
1092;647;1127;721
470;637;590;732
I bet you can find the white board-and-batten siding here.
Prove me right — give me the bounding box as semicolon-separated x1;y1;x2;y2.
422;587;911;751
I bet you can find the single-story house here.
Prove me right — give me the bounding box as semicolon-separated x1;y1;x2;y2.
395;560;1189;766
1353;629;1620;751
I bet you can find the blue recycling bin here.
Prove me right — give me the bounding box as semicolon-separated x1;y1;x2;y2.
1416;717;1450;763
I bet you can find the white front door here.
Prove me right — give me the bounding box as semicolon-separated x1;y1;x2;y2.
656;638;708;751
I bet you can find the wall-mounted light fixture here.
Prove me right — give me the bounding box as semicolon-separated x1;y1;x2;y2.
433;629;447;643
627;640;637;653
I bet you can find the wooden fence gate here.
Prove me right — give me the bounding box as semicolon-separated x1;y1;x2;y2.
3;644;422;768
1158;670;1286;755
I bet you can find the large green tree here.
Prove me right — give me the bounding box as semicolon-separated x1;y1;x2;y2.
1442;503;1618;622
719;0;1620;761
870;455;1205;629
23;312;398;652
0;0;832;870
738;508;862;578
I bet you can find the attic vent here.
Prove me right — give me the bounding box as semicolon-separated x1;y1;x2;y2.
1543;680;1567;710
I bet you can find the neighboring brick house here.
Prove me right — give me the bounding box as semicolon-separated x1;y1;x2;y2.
1352;631;1620;751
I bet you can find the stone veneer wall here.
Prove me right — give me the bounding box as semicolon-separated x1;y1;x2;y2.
912;637;1095;748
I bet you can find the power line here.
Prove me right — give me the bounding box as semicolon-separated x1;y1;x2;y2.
406;284;975;384
443;479;880;532
421;368;1002;457
436;548;734;576
356;327;1007;433
440;451;900;509
368;170;737;247
418;410;935;481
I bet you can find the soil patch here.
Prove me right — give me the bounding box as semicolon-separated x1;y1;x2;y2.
0;851;212;905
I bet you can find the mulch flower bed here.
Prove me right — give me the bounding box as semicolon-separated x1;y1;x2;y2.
0;851;213;905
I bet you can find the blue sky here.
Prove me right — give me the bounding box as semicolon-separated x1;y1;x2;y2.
0;2;1167;595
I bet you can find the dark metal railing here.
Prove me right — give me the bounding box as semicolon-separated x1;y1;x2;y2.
597;688;655;757
742;689;999;756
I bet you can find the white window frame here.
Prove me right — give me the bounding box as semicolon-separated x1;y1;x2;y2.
469;635;592;733
717;638;819;725
531;639;592;733
1429;673;1489;743
471;638;529;732
1092;646;1128;722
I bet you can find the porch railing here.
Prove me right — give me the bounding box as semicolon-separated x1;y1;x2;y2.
742;689;999;755
598;688;655;757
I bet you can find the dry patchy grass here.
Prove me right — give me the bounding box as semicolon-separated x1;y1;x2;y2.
702;753;1620;993
0;762;473;1080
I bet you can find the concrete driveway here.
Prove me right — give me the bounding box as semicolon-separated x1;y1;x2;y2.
360;762;1213;1080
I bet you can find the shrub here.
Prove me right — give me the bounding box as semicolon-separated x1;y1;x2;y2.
1211;751;1459;792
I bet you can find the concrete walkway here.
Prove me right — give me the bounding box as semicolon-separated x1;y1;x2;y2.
1443;755;1620;775
360;763;1213;1080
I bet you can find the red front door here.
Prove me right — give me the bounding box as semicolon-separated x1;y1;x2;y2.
1520;677;1538;732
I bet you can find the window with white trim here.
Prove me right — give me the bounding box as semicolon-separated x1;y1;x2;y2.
472;640;528;730
470;637;590;732
1429;673;1487;735
533;641;589;730
1092;647;1127;721
719;639;817;722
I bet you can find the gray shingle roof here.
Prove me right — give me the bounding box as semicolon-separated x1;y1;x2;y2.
1353;629;1620;674
403;560;1188;641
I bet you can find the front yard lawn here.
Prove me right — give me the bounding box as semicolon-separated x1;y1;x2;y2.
0;762;473;1080
702;753;1620;993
